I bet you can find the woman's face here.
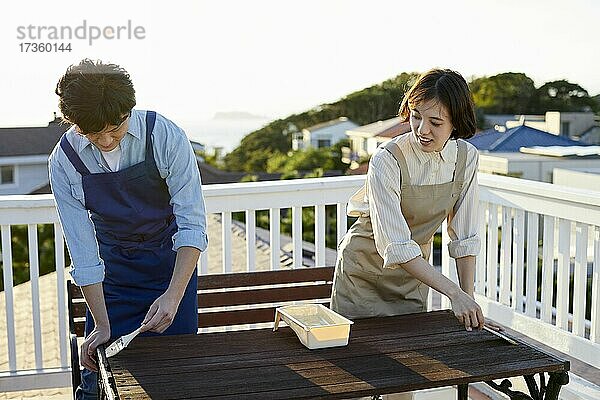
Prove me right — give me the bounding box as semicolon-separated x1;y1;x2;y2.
409;98;454;152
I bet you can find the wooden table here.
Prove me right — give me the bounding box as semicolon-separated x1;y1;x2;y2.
98;310;569;399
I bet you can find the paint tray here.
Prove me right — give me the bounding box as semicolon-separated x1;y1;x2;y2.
273;304;354;349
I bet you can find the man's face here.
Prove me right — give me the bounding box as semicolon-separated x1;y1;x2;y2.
77;114;130;152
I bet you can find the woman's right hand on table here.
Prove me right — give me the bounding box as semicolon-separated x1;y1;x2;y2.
449;291;484;331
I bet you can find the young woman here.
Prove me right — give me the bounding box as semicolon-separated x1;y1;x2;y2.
331;69;484;332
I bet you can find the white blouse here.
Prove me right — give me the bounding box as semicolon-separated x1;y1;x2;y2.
347;132;481;268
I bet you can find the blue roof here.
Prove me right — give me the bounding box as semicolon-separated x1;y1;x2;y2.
467;125;585;152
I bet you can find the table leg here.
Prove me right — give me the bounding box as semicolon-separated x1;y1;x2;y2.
485;371;569;400
543;372;569;400
457;384;468;400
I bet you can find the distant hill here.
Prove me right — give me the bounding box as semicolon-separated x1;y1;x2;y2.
213;111;270;121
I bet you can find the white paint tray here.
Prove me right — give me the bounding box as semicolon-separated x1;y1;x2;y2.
273;304;354;349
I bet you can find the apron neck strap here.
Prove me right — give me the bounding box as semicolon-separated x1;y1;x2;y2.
452;140;468;183
383;140;410;189
145;111;157;158
60;135;91;176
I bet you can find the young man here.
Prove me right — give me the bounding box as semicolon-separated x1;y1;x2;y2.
49;59;208;399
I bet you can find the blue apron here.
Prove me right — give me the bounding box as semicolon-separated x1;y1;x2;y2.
60;111;197;340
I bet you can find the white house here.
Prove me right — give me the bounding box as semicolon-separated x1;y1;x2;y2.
478;146;600;182
0;116;66;195
553;166;600;191
291;117;358;151
488;111;599;139
345;117;407;160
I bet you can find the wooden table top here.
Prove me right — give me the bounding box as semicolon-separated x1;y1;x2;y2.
100;310;569;399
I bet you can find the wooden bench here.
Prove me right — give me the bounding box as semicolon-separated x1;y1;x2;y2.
67;266;335;396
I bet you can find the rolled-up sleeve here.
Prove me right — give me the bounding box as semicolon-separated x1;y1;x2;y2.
49;151;105;286
367;151;422;268
158;116;208;252
447;147;481;258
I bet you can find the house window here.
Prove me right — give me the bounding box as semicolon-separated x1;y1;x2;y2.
0;165;15;184
317;139;331;148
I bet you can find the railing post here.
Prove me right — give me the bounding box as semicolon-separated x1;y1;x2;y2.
292;206;302;269
525;212;539;317
222;212;232;273
270;208;281;270
27;224;43;370
486;204;499;301
541;216;556;324
512;209;525;312
315;205;326;267
556;218;571;330
246;209;256;272
591;227;600;343
1;225;17;372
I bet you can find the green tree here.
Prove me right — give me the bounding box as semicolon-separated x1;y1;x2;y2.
592;94;600;112
469;73;537;114
536;80;597;112
266;144;350;176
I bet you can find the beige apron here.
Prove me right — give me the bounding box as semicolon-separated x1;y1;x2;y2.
331;139;467;319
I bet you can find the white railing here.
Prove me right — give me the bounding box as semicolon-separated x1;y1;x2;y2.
456;174;599;371
0;176;361;392
0;174;599;394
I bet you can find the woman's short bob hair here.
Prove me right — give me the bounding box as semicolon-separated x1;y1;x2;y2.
398;69;476;140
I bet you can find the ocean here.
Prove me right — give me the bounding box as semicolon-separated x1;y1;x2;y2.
182;118;272;154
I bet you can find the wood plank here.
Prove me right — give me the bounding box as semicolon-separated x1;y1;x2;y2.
111;339;545;382
70;301;88;318
73;321;85;337
110;332;505;370
199;284;332;307
198;307;278;327
198;266;334;289
113;351;562;391
111;326;551;372
68;281;84;299
112;355;564;400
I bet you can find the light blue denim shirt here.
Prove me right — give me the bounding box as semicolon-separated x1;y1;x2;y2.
49;110;208;286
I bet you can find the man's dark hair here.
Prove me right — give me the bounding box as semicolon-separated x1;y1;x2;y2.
398;68;476;140
55;59;136;134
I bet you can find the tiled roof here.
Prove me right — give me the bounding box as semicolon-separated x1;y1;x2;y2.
467;125;585;152
0;119;68;157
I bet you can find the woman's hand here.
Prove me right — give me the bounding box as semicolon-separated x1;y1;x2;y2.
449;290;484;331
484;320;504;332
80;324;110;372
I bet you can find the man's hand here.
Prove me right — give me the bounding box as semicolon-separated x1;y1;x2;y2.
80;325;110;372
141;291;182;333
449;290;485;331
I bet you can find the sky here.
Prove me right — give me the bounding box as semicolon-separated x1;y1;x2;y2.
1;0;599;134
